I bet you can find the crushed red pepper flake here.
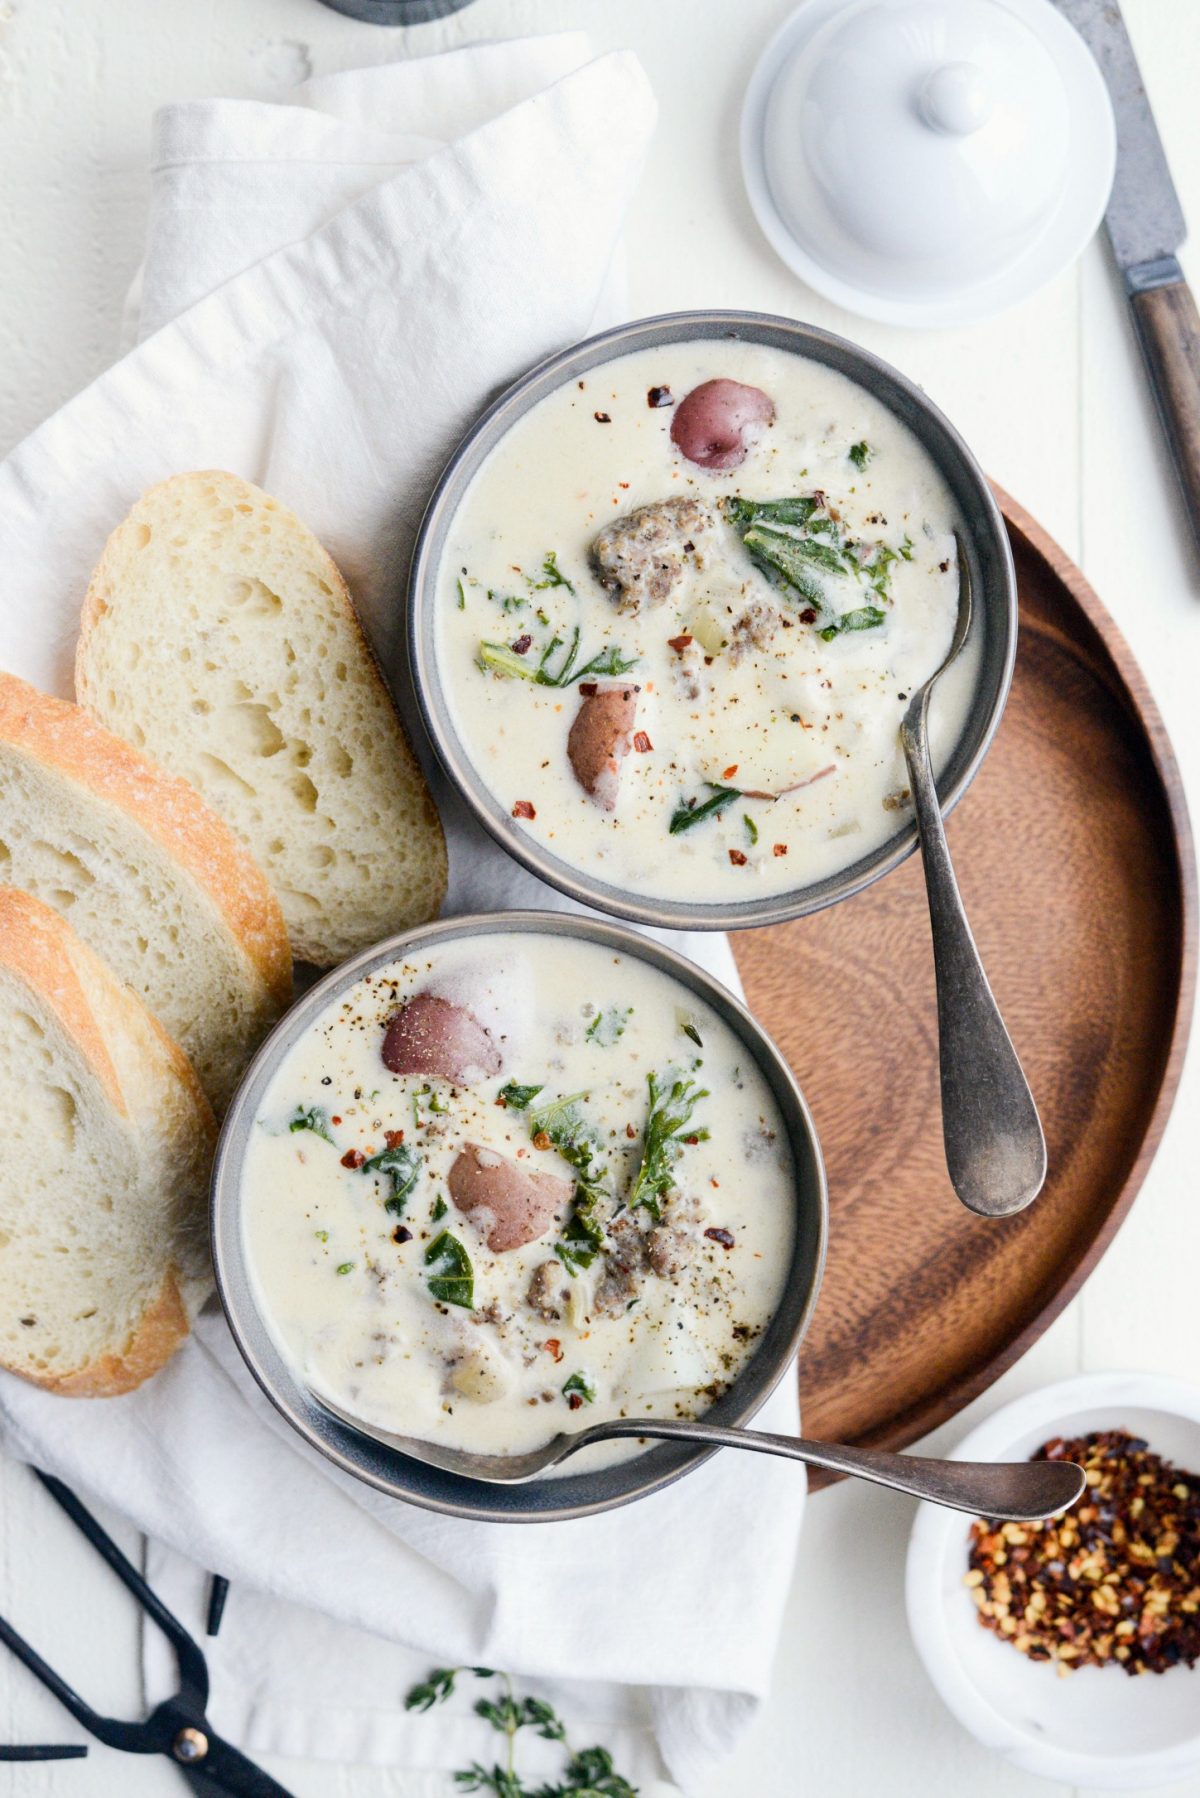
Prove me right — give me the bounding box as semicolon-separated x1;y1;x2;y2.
512;800;536;820
728;848;747;866
967;1430;1200;1677
340;1148;365;1169
384;1128;405;1149
773;843;788;857
667;634;693;653
647;386;673;408
633;731;653;753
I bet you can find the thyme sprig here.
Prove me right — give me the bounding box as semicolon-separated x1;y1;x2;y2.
626;1070;709;1222
405;1667;637;1797
478;627;637;688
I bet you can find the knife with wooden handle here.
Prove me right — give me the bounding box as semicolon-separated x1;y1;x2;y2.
1057;0;1200;558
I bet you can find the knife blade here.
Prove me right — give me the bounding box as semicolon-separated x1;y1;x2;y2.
1057;0;1200;557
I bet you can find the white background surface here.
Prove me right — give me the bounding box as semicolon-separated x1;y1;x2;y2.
0;1;1197;1794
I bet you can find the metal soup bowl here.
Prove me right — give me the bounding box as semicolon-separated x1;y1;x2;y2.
211;910;827;1524
408;309;1016;932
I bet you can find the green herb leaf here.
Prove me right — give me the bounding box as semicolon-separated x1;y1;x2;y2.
405;1667;458;1711
425;1230;474;1308
562;1371;596;1405
289;1105;335;1145
314;1229;329;1243
431;1195;448;1222
627;1070;709;1221
499;1081;544;1110
681;1021;703;1048
336;1262;354;1276
743;813;759;846
849;440;872;470
724;493;903;621
818;604;887;641
361;1142;423;1216
669;784;741;835
724;495;821;530
585;1005;632;1047
529;1091;610;1276
456;577;467;611
528;550;575;594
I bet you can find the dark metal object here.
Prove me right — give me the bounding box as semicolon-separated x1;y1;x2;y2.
212;909;828;1524
311;0;476;20
0;1473;293;1796
406;309;1017;934
206;1575;230;1639
1056;0;1200;555
0;1744;88;1760
311;1393;1086;1520
900;535;1047;1218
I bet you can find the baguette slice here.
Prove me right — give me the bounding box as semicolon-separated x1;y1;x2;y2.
76;471;448;965
0;890;215;1396
0;673;291;1113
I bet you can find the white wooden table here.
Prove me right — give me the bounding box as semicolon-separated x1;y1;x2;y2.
1;1;1198;1792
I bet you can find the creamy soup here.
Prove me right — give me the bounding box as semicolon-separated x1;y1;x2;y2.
241;932;796;1467
435;338;981;905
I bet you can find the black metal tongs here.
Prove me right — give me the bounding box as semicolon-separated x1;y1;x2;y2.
0;1470;294;1795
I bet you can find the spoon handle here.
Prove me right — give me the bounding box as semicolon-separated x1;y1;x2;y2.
899;703;1046;1218
584;1419;1082;1520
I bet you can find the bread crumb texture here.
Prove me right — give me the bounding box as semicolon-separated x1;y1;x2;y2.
0;890;214;1396
76;471;448;965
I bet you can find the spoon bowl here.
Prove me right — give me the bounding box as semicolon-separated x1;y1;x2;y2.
313;1393;1086;1521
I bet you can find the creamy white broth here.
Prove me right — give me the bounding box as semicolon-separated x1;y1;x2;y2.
435;338;981;903
241;932;795;1468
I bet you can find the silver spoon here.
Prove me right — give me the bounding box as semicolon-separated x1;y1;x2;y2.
314;1394;1084;1519
899;533;1047;1218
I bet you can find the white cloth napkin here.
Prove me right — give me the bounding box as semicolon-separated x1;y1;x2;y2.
0;36;804;1794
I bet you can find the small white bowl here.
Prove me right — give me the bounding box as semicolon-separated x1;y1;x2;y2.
906;1371;1200;1788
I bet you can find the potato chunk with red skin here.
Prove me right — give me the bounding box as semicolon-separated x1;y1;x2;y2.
670;378;775;470
381;993;502;1082
567;682;639;811
447;1143;571;1253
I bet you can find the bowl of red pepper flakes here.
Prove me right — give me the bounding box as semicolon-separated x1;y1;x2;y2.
967;1430;1200;1678
907;1373;1200;1788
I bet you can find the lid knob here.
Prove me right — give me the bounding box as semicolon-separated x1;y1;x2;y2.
919;61;994;137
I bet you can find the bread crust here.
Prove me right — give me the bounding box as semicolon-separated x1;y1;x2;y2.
0;672;291;1005
0;890;216;1395
31;1269;192;1398
0;886;125;1113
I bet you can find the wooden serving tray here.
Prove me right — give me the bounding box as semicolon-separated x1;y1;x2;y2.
733;490;1197;1473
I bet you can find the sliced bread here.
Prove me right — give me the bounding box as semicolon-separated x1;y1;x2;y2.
75;471;448;965
0;673;291;1113
0;889;215;1396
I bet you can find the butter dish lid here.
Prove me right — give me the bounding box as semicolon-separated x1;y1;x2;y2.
741;0;1116;328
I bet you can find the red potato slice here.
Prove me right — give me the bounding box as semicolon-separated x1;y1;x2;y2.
448;1143;571;1253
381;993;502;1082
567;682;639;812
670;379;775;470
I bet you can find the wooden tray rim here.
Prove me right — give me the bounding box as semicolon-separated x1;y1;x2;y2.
809;487;1199;1460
